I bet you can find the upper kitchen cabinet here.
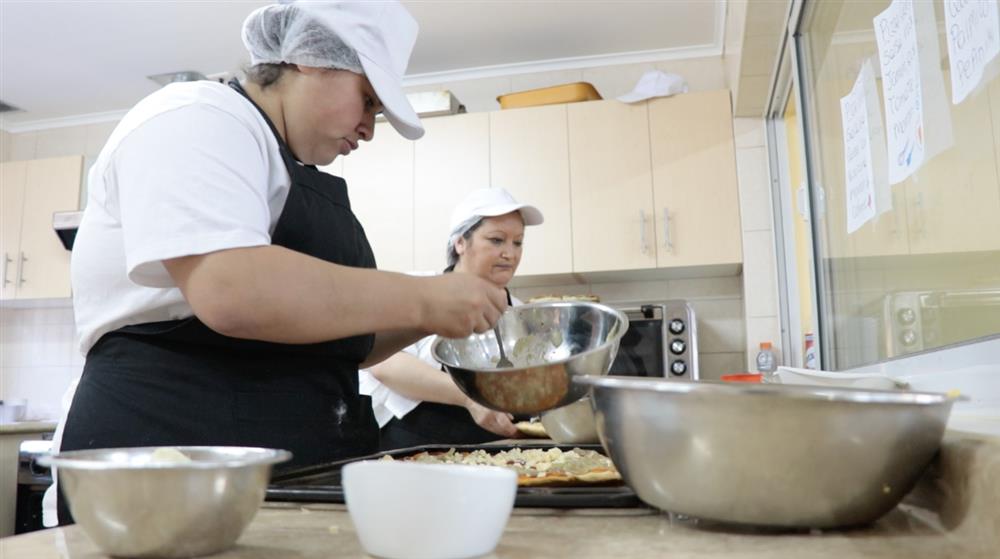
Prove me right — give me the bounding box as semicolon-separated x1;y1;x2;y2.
648;90;743;268
413;112;490;272
567;100;656;273
341;122;415;273
0;155;82;300
490;104;573;275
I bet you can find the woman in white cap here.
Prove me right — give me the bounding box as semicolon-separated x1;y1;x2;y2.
53;1;507;525
362;188;544;450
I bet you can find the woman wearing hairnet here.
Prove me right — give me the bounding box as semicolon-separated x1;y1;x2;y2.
361;188;543;450
54;1;507;524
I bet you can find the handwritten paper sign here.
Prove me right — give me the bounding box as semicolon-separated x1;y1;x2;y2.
945;0;1000;104
874;0;926;184
841;61;878;234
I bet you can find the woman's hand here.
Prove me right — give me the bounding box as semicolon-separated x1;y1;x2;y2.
417;274;508;337
464;397;519;438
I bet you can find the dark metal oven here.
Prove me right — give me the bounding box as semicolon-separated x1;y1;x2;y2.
609;300;698;380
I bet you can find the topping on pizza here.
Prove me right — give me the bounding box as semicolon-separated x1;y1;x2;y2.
380;447;621;486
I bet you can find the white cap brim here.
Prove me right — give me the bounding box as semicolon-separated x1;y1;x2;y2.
616;91;653;103
479;202;544;226
359;55;424;140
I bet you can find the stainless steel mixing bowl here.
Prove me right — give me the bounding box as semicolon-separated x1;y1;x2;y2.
40;446;291;558
540;396;600;444
432;302;628;415
575;376;961;528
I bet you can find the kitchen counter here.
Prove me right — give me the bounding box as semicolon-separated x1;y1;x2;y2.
0;420;56;434
0;500;993;559
2;431;997;558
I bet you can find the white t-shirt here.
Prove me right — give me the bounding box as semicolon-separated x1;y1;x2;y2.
359;293;522;427
72;80;291;354
46;81;292;527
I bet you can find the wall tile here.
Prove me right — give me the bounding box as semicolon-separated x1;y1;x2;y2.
743;229;779;318
589;280;672;305
0;130;11;162
0;365;78;420
736;146;773;232
655;57;728;91
581;63;656;100
9;132;38;160
733;117;765;148
698;351;747;380
84;121;119;157
691;298;746;353
509;70;584;96
666;276;743;299
440;76;514;113
35;126;88;158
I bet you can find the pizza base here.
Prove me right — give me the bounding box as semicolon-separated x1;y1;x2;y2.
514;421;548;438
385;447;622;487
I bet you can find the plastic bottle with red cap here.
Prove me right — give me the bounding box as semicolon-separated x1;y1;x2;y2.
755;342;778;381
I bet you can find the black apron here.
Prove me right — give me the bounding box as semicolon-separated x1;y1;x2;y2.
59;80;378;522
379;289;516;451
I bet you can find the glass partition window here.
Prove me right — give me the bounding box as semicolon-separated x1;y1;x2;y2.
797;0;1000;369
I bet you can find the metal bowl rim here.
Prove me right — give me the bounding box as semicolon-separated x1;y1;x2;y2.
574;375;961;405
37;446;293;470
431;301;629;372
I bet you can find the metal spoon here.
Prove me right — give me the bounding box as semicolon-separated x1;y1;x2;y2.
493;323;514;368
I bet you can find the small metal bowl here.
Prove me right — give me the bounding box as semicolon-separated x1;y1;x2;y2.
540;396;600;444
576;376;961;528
40;446;291;558
432;302;628;415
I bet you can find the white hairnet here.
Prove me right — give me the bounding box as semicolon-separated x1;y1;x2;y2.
445;215;483;269
242;3;364;75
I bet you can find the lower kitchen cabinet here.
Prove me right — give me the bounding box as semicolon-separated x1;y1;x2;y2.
0;155;82;300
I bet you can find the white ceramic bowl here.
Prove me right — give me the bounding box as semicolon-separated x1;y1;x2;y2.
343;460;517;559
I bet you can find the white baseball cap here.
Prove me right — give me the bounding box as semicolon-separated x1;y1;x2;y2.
617;70;688;104
449;188;544;233
243;1;424;140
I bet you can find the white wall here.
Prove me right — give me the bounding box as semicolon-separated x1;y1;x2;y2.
0;55;784;417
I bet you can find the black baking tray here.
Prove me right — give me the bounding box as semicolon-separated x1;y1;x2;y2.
266;442;641;508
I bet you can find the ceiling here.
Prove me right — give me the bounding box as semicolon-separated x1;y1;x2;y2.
0;1;724;131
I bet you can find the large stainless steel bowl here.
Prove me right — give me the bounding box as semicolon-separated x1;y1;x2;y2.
432;302;628;415
40;446;291;558
575;376;960;528
540;396;599;444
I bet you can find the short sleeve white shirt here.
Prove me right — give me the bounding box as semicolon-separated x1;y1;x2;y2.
359;293;523;427
72;81;290;353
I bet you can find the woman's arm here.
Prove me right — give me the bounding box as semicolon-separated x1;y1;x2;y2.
369;351;519;438
163;245;507;344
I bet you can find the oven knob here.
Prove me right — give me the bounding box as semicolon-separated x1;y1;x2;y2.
669;319;685;334
670;339;686;354
670;360;687;376
896;308;916;325
900;329;918;346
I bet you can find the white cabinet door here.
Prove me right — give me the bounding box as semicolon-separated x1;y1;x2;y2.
341;122;415;273
17;156;83;299
490;105;573;276
0;161;27;300
413;113;490;272
649;91;743;267
567;100;656;273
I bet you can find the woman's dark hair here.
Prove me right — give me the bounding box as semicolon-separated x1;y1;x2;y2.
443;219;485;273
245;63;296;88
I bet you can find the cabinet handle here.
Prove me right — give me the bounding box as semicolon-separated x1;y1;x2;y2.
16;252;26;286
662;207;673;252
639;210;649;255
2;253;10;286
